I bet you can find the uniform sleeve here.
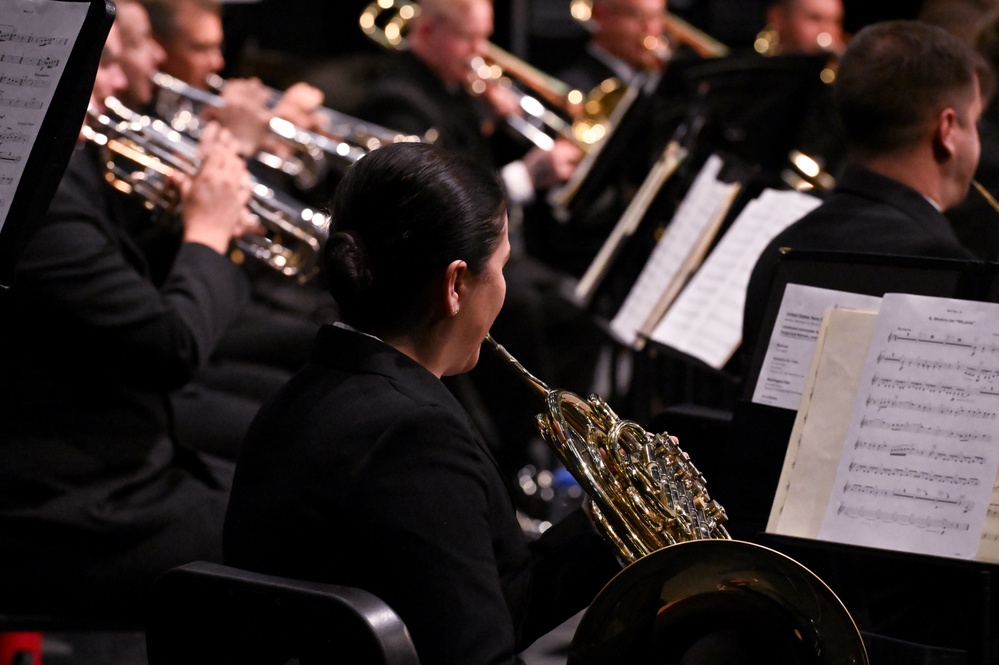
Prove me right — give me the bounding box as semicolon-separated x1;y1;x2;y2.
14;211;251;391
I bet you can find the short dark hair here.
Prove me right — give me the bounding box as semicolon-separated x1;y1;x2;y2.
836;20;981;154
142;0;220;43
323;142;507;337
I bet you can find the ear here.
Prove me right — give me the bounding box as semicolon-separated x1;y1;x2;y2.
933;106;959;163
441;259;468;317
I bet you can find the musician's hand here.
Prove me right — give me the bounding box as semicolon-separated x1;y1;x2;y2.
213;77;272;157
273;82;326;132
180;122;252;254
480;82;523;119
522;138;583;190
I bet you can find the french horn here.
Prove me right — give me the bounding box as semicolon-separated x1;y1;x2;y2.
483;334;868;663
83;97;329;284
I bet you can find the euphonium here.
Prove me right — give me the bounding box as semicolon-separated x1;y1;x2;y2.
483;334;868;664
83;97;330;284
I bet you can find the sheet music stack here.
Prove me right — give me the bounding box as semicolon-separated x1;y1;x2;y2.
763;288;999;564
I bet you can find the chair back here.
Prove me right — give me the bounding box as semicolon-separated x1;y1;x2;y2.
145;561;420;665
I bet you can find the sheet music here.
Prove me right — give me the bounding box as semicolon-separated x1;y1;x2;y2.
768;307;879;537
0;0;89;233
819;294;999;559
609;154;738;348
647;188;821;369
574;140;687;303
752;284;882;410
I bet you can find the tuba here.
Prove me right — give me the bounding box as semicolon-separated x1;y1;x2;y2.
483;334;868;663
83;97;330;284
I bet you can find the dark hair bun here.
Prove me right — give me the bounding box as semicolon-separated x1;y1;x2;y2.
323;230;374;311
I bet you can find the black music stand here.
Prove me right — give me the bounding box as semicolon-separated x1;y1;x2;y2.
0;0;113;288
553;52;829;229
569;54;833;324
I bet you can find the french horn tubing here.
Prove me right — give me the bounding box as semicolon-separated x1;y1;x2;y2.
483;333;868;664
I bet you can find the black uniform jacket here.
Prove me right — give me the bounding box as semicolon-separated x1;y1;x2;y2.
354;50;496;168
0;141;248;610
224;324;621;665
742;165;976;354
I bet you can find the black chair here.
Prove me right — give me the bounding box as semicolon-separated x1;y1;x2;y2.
145;561;420;665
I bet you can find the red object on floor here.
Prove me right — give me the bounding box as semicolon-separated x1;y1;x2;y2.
0;632;42;665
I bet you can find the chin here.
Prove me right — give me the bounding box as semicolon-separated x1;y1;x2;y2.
448;348;481;377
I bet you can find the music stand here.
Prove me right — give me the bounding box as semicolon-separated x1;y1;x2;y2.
731;249;998;532
0;0;114;288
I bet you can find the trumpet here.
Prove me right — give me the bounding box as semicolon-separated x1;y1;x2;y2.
83;96;330;284
201;73;426;153
359;0;616;151
152;71;366;188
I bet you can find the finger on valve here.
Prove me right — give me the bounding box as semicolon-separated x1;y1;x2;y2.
273;82;326;132
182;123;251;253
216;77;272;156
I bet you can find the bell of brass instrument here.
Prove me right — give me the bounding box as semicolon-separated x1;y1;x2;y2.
84;97;330;284
483;334;868;664
359;0;617;151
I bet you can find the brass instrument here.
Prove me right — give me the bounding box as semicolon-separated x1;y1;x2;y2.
152;72;368;188
483;334;868;663
569;0;730;61
201;73;425;153
753;25;842;85
359;0;615;151
83;97;329;284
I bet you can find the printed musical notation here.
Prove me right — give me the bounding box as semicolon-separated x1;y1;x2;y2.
0;74;49;88
0;3;91;234
845;463;981;488
854;439;987;465
835;502;971;534
864;394;998;422
0;29;70;48
0;52;59;69
819;294;999;559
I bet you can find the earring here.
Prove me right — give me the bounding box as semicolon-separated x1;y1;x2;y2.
452;304;460;316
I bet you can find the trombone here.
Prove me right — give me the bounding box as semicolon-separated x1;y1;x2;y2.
569;0;730;60
359;0;615;151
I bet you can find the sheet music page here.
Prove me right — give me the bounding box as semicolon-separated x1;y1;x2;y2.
0;0;89;233
647;188;821;369
752;284;883;410
768;307;879;537
818;293;999;560
609;154;737;348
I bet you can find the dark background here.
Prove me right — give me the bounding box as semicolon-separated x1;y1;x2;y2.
220;0;925;89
